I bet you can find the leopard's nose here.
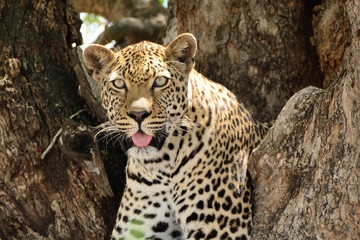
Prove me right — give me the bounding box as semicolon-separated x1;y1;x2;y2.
127;111;151;125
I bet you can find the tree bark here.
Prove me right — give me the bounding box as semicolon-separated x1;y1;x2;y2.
170;0;323;121
0;1;114;239
249;1;359;238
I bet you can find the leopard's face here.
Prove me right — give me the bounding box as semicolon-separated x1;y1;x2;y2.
103;43;190;152
83;35;197;157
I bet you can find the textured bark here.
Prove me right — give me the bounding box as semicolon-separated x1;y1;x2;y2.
170;0;323;121
248;0;359;239
312;1;351;88
0;1;114;239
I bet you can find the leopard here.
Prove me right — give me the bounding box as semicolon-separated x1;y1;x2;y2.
83;33;271;240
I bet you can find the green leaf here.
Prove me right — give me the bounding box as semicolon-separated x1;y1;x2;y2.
130;229;145;238
130;219;144;225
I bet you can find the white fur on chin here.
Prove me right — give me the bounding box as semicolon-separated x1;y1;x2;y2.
127;145;161;160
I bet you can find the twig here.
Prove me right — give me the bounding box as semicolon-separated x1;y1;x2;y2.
69;109;87;119
40;109;87;160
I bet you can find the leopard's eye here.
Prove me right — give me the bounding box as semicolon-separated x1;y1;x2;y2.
111;79;126;90
153;77;169;89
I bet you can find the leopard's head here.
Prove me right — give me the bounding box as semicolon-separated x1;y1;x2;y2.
83;33;197;157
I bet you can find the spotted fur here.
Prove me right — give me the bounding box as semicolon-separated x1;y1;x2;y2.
83;33;271;240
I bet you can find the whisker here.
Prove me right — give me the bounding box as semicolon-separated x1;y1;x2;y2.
112;133;125;147
92;121;128;146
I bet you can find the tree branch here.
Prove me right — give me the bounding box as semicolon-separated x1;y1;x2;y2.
94;15;166;46
72;0;166;22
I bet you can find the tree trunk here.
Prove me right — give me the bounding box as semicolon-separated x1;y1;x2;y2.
169;0;359;239
169;0;323;121
249;1;360;238
0;1;114;239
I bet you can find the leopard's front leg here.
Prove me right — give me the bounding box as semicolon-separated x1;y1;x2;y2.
111;181;183;240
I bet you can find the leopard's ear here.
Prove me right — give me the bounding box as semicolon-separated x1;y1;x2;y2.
165;33;197;73
83;44;115;81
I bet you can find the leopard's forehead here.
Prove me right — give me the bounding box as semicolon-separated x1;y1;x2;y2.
114;41;168;84
121;41;166;57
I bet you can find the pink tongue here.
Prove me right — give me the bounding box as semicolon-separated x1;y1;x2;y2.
131;131;152;147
